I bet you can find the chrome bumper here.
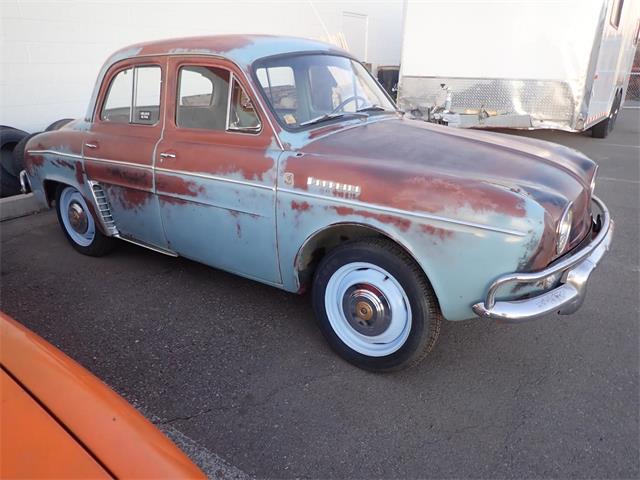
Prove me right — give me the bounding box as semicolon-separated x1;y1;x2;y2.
472;196;613;323
19;170;31;194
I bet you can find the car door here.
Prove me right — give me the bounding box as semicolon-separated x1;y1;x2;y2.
83;57;168;249
155;56;282;284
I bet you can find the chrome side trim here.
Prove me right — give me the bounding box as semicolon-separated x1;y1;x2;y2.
84;156;152;170
473;195;613;322
114;234;178;257
26;149;83;160
155;167;275;191
278;187;527;237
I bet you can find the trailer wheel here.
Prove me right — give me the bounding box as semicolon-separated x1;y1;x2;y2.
591;91;622;139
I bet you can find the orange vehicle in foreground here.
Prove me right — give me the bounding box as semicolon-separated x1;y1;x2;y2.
0;312;205;479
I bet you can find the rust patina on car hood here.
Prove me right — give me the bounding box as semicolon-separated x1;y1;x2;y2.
296;116;597;266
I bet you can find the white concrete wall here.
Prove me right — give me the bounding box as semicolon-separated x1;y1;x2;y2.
0;0;404;132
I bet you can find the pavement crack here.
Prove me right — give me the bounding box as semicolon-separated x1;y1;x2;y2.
157;407;214;425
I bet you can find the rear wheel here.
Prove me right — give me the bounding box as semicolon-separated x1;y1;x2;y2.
55;185;116;256
312;238;442;372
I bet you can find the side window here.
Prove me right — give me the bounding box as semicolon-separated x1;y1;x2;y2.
133;66;161;125
101;65;161;125
256;66;297;124
177;66;230;130
228;78;261;132
610;0;624;28
101;68;133;123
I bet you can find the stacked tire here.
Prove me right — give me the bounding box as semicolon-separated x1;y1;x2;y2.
0;126;28;198
0;119;74;198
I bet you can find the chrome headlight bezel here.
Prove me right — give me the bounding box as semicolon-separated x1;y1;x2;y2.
556;202;573;254
590;165;598;195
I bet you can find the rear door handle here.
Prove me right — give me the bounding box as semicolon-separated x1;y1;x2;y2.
159;152;176;159
84;143;97;149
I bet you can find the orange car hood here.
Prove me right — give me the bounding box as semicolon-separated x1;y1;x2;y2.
0;313;204;479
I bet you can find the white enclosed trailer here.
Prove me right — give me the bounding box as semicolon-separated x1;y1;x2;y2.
397;0;640;137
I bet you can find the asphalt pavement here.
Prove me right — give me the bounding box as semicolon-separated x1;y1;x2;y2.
1;109;638;479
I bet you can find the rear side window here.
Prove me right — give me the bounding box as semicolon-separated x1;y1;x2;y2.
133;67;161;125
101;65;162;125
177;66;230;130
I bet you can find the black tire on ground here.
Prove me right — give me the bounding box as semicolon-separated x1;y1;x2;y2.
55;184;117;257
591;91;622;139
0;126;28;138
45;118;74;132
0;165;21;197
0;126;29;185
9;132;41;177
312;237;442;372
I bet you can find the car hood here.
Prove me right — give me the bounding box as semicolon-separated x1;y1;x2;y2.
304;117;595;206
300;116;596;232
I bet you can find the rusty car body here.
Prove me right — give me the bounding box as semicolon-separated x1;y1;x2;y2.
21;35;613;371
0;312;205;479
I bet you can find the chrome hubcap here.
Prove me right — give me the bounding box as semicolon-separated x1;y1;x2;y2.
343;285;391;336
67;201;88;234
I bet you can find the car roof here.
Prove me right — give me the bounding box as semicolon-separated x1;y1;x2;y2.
109;34;351;70
85;34;352;122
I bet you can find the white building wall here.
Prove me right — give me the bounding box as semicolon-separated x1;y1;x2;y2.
0;0;404;132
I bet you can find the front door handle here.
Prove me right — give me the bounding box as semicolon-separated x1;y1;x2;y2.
85;143;97;149
159;152;176;159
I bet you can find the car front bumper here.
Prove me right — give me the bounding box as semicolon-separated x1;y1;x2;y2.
472;195;613;323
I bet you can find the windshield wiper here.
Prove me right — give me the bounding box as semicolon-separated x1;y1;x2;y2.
356;105;394;113
298;112;369;127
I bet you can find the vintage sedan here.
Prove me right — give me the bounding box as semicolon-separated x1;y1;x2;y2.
22;35;613;371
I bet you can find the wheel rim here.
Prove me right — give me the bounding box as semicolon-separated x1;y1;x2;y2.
324;262;412;357
59;187;95;246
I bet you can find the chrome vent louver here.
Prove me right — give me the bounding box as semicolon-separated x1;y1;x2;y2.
88;181;119;236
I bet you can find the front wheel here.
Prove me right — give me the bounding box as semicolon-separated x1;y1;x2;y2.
55;185;116;256
312;238;442;372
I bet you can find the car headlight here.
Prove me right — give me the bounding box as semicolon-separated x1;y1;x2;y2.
590;165;598;195
557;202;573;254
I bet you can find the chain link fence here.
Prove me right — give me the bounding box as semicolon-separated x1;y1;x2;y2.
625;72;640;108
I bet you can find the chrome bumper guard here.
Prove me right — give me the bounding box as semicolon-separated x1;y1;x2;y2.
472;196;613;323
19;170;31;194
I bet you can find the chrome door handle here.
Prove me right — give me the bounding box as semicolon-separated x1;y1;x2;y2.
84;143;97;149
159;152;176;158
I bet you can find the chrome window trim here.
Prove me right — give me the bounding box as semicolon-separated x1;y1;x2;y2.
88;52;286;150
278;187;528;237
130;67;137;123
226;72;263;134
99;64;162;127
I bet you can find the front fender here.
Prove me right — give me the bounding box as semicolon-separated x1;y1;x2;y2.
276;189;547;321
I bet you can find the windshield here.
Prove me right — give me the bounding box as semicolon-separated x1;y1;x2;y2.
254;54;395;129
